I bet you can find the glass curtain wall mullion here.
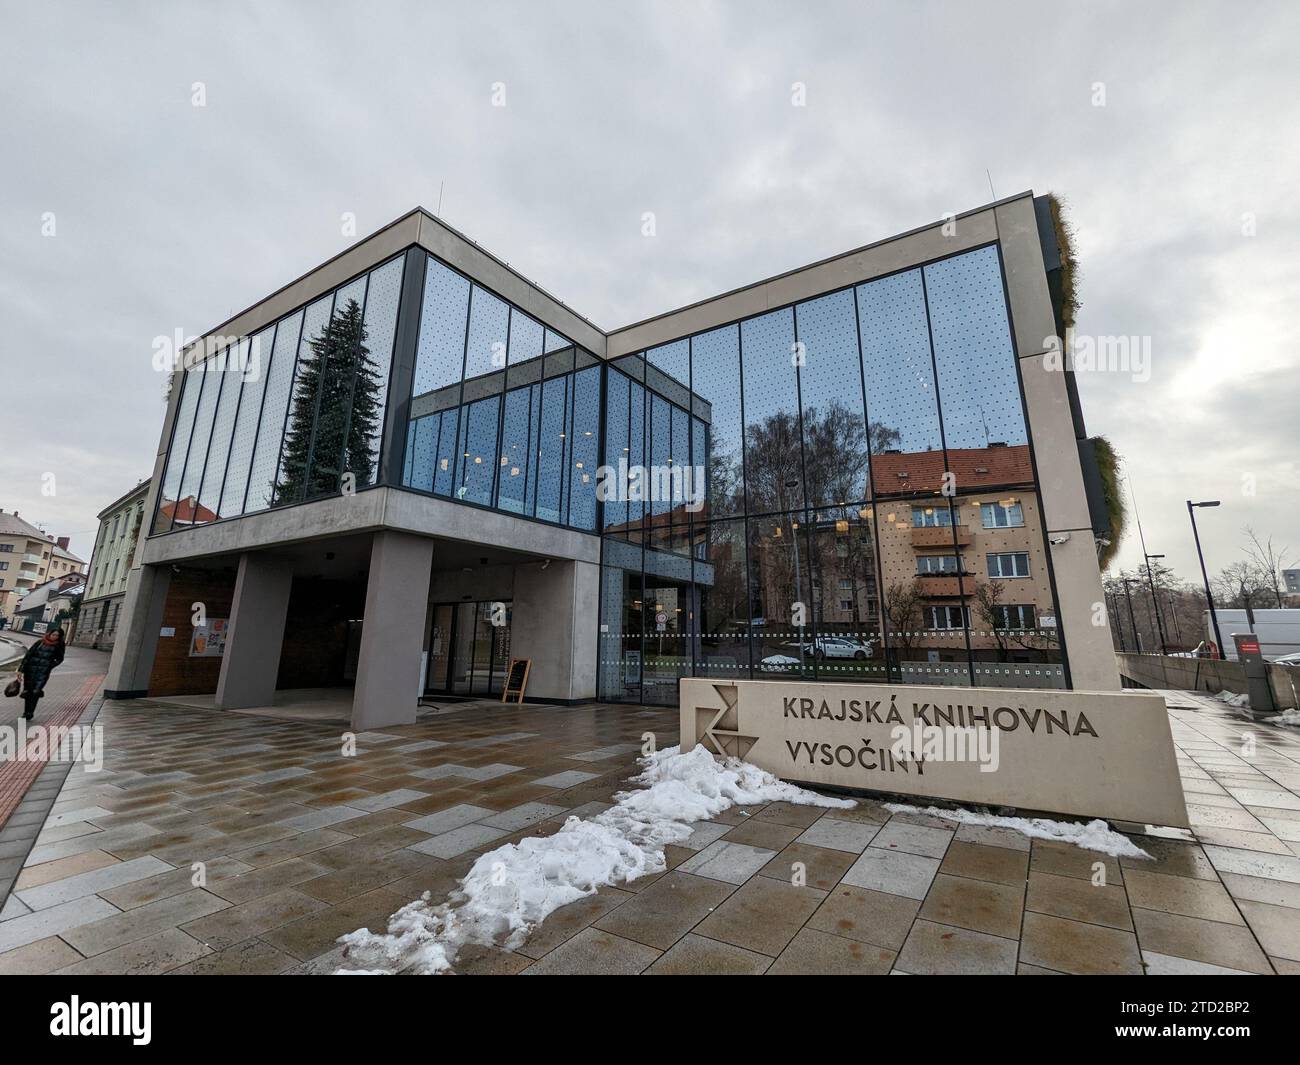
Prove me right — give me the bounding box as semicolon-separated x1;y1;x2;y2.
298;287;347;503
195;341;245;524
152;361;202;535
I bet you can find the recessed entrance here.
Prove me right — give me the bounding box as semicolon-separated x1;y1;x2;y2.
425;600;513;696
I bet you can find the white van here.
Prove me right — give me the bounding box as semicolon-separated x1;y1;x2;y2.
1204;608;1300;661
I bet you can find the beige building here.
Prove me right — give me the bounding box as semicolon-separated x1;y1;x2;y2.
73;480;150;650
0;509;86;626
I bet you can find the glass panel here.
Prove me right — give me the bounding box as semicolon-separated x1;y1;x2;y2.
357;256;405;485
646;338;688;389
463;285;510;383
568;366;600;530
404;412;440;492
694;518;749;680
304;291;377;500
740;308;802;515
748;512;813;679
452;395;500;506
245;309;304;513
796;289;870;509
218;326;276;518
544;328;571;353
273;297;332;505
523;384;541;515
598;565;642;702
196;341;246;522
496;386;531;514
924;246;1026;451
648;393;671;520
507;310;544;367
688;324;743;519
412;257;470;397
175;355;223;525
641;574;689;706
856;270;943;498
534;376;568;523
602;370;630;535
152;361;204;533
433;409;459;496
807;504;887;683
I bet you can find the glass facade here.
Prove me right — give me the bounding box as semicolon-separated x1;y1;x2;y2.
152;256;406;534
597;243;1065;702
399;253;601;529
151;237;1067;702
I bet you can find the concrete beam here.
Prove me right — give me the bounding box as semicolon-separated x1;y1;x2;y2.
511;559;599;702
215;553;293;709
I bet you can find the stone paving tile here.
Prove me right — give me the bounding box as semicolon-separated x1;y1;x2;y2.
61;889;229;957
520;928;661;975
0;935;85;975
806;884;920;950
168;937;304;975
954;823;1032;851
13;849;121;891
1119;837;1217;880
408;824;509;859
719;818;802;851
1029;839;1124;884
897;919;1018;975
344;788;431;813
530;770;600;789
919;874;1024;939
939;840;1030;886
677;821;731;852
794;816;878;853
278;805;369;832
1235;901;1300;963
1020;912;1143;975
1122;868;1243;924
206;857;334;905
767;926;896;975
593;871;734;950
260;887;412;962
1025;871;1134;931
678;841;776;885
753;801;831;829
645;932;771;975
1202;845;1300;884
402;803;495;835
1131;908;1273;974
758;842;858;892
694;876;826;957
54;927;210;975
869;821;954;859
1141;950;1259;976
181;889;329;951
478;802;568;832
514;887;634;960
16;855;174;911
0;895;121;954
841;847;940;900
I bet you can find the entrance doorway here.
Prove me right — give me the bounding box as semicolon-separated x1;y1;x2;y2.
425;600;512;696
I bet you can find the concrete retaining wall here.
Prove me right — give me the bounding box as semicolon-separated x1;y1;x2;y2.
1116;652;1299;710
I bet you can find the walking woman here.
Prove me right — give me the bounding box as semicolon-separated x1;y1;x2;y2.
17;628;66;721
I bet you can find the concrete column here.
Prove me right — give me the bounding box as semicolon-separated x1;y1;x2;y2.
215;553;292;709
352;531;434;729
512;559;599;702
104;563;172;698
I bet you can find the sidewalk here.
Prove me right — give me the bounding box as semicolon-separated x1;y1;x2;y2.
0;686;1295;974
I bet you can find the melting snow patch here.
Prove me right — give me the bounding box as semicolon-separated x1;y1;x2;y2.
335;744;853;974
883;802;1151;859
1266;708;1300;727
1217;691;1251;708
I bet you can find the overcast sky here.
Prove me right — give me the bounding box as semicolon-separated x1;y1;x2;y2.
2;0;1296;586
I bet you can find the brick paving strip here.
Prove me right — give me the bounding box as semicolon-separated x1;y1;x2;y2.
0;688;1296;975
0;674;106;906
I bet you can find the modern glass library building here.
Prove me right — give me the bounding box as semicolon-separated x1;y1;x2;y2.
106;193;1119;728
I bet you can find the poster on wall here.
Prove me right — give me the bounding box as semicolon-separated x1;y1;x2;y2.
189;618;228;658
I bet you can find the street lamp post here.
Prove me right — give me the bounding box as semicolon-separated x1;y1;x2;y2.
1143;552;1169;655
1121;577;1142;653
1187;500;1224;659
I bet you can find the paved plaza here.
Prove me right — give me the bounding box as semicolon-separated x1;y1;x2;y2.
0;681;1298;975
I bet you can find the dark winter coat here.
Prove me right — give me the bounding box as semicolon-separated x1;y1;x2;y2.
20;638;65;693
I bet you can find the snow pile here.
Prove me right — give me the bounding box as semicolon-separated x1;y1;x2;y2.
882;802;1151;859
1266;708;1300;727
1217;691;1251;708
336;744;853;974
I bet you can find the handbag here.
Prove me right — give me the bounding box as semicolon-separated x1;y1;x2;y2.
3;678;20;698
